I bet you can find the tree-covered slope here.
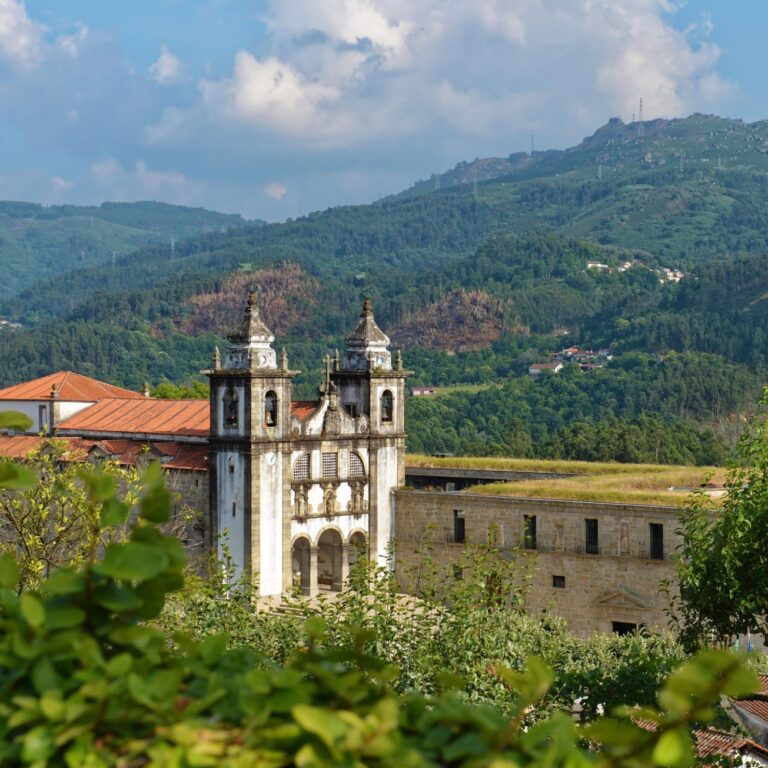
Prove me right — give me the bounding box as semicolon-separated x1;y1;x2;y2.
0;200;250;301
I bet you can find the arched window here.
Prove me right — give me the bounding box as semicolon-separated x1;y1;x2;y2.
381;389;393;423
293;453;310;480
223;386;239;428
349;452;365;477
265;390;278;427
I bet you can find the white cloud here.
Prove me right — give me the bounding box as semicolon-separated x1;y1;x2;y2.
88;159;201;202
0;0;48;70
170;0;732;153
264;181;287;200
51;175;74;191
149;45;184;85
199;52;344;137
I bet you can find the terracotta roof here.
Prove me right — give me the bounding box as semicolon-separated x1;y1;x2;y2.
0;371;143;402
0;435;52;459
0;435;207;472
758;674;768;696
734;698;768;723
56;398;209;438
291;401;319;421
694;729;768;760
635;718;768;760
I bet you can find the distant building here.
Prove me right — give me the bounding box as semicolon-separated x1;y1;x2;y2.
529;362;563;377
411;386;438;396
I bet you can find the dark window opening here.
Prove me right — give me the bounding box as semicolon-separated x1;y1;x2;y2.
523;514;537;550
612;621;638;636
453;510;466;544
552;575;566;589
223;386;239;428
650;523;664;560
345;402;359;417
381;390;393;423
585;518;599;554
228;464;235;474
38;405;49;433
265;390;278;427
232;502;237;518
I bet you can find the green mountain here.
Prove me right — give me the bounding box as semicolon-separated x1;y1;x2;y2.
0;200;251;301
3;113;768;461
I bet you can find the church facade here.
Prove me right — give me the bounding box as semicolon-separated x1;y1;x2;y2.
206;293;409;598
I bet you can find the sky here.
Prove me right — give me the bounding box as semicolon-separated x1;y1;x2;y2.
0;0;764;221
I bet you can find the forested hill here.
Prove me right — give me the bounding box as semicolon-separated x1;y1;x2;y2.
0;200;251;300
3;113;768;460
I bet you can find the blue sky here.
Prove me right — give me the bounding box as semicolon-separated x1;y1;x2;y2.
0;0;764;220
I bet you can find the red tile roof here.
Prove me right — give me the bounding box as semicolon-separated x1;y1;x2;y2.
635;718;768;760
0;435;207;472
291;401;319;420
0;371;143;402
56;398;210;438
694;729;768;759
734;698;768;723
758;674;768;696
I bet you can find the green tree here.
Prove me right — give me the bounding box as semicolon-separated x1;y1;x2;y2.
669;390;768;648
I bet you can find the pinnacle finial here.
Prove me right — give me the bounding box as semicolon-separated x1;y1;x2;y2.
213;345;221;369
280;347;288;371
247;290;257;309
362;297;373;317
142;382;151;398
395;349;403;371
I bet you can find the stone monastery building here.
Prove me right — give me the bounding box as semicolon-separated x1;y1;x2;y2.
0;294;691;636
0;294;408;599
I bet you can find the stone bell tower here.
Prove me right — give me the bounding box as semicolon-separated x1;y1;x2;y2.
331;298;409;563
206;291;298;593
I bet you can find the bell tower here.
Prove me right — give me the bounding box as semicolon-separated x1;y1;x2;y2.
332;298;409;563
206;291;298;593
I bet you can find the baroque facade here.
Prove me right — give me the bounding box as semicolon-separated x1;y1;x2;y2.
206;292;408;598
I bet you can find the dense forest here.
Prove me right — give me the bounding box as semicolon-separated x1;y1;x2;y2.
4;114;768;460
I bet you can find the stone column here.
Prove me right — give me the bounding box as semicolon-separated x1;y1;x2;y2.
341;543;351;587
308;546;320;597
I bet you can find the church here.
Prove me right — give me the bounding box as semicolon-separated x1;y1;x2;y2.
0;293;409;599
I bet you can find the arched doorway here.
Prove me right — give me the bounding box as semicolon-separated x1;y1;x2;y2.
291;536;311;595
317;529;343;591
348;531;367;573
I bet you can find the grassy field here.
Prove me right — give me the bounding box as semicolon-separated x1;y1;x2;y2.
405;453;727;506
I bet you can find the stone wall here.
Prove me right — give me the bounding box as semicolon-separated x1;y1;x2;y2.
166;469;209;564
394;490;680;637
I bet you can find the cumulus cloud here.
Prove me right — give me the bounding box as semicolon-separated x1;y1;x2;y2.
166;0;732;155
149;45;184;85
0;0;49;70
0;0;738;220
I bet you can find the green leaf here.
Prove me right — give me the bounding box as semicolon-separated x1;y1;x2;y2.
100;497;130;527
140;482;171;524
44;569;84;596
94;583;143;612
20;594;46;629
0;553;19;589
0;461;37;490
78;470;116;502
293;704;349;749
45;605;86;630
652;728;694;768
96;542;169;581
0;411;32;430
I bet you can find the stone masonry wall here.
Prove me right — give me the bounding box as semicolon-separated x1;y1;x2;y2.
394;490;680;637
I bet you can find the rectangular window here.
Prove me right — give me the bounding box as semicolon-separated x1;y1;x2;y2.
345;402;359;417
322;452;338;478
552;575;566;589
650;523;664;560
612;621;637;636
453;510;466;544
38;405;49;433
523;514;537;550
585;519;599;554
